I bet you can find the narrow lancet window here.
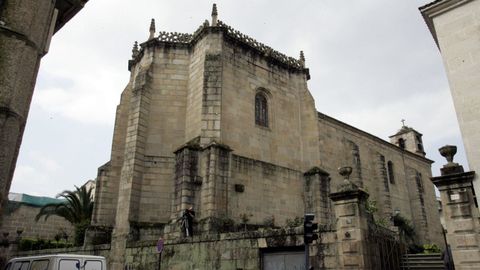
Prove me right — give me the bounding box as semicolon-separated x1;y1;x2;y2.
387;161;395;184
255;93;268;127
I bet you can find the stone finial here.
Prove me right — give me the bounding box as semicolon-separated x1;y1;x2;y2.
439;145;464;175
132;41;139;58
337;166;358;192
203;20;210;27
299;51;305;68
211;3;218;26
149;19;156;40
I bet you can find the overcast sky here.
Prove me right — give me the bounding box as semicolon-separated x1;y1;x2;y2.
10;0;468;197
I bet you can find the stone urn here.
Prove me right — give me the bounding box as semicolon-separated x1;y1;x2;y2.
337;166;360;192
439;145;457;163
338;166;353;180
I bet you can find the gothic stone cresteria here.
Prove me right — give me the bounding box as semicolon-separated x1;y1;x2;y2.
89;5;443;269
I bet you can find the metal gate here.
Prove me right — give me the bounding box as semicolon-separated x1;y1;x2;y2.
262;251;305;270
367;224;405;270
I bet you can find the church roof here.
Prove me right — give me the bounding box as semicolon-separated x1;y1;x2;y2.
389;125;422;137
318;112;432;163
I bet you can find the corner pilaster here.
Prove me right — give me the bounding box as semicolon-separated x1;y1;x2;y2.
201;142;232;220
304;167;333;225
109;66;152;269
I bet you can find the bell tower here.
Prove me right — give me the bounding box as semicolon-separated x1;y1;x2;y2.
389;122;426;157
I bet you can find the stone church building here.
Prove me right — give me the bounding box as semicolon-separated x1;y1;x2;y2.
88;5;443;269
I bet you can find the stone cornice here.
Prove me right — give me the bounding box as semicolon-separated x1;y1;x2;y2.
54;0;89;34
131;20;309;77
173;139;232;154
216;21;306;72
419;0;473;48
329;188;369;202
317;112;434;164
430;170;476;187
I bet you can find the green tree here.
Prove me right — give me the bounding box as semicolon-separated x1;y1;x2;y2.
393;213;415;243
35;185;94;246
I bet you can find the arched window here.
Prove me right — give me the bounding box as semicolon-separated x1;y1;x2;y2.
398;138;405;149
387;161;395;184
255;92;268;127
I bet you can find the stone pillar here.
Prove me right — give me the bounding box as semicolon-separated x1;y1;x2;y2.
200;142;232;223
329;166;372;270
304;167;333;225
431;145;480;270
171;144;201;218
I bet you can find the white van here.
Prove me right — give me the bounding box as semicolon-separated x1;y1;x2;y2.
4;254;107;270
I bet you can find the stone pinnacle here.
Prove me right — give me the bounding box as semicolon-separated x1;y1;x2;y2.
149;18;156;40
212;3;218;16
211;3;218;26
299;51;305;67
132;41;139;58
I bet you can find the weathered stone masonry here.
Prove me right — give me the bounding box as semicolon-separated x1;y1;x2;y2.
87;6;444;269
0;0;88;220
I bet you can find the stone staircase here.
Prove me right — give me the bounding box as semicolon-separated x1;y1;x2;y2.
401;253;445;269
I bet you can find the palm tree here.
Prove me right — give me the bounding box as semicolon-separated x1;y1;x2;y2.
35;185;94;246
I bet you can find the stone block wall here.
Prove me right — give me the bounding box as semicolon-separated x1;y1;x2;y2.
0;203;74;240
145;45;189;156
157;228;338;270
6;229;340;270
13;245;111;258
318;113;444;247
229;155;304;226
139;156;175;223
221;38;319;172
